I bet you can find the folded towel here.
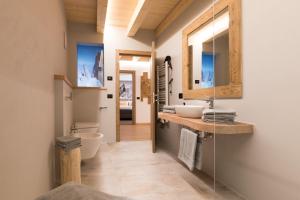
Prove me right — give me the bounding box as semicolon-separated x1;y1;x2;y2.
203;108;236;115
56;140;81;146
162;109;176;114
163;105;176;110
56;143;81;152
203;118;235;124
56;136;80;144
56;136;81;151
178;128;198;171
202;108;237;124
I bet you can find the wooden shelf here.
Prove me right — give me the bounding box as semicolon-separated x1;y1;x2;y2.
158;112;254;135
54;74;73;88
54;75;107;91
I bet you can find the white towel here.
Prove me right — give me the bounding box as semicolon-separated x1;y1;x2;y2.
163;105;176;110
162;109;176;114
178;128;198;171
203;108;236;115
195;141;204;170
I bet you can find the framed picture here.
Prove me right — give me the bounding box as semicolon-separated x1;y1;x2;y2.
77;43;104;87
120;80;133;101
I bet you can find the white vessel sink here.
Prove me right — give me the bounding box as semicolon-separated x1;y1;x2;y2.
175;105;205;118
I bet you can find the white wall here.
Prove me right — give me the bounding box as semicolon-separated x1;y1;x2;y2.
102;25;154;142
120;62;151;124
67;22;103;125
156;0;300;199
63;82;73;135
73;89;99;123
67;22;103;84
55;80;73;137
156;0;215;179
0;0;67;199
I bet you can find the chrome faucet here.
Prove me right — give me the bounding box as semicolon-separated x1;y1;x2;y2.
70;124;78;134
205;97;214;109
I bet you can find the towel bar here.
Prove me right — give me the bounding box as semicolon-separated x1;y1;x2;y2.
184;127;214;141
158;120;213;141
196;131;214;141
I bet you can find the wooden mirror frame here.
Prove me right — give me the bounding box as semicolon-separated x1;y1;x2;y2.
182;0;242;99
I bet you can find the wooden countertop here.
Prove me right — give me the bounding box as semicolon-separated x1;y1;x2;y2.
54;74;107;90
158;112;254;135
54;74;73;88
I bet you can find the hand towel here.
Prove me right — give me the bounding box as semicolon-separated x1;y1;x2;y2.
202;108;237;124
163;105;176;110
202;108;236;115
162;109;176;114
178;128;198;171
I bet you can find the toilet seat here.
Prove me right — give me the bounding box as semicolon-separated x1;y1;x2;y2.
73;122;103;160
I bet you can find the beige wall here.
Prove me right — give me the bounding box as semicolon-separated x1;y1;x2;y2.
67;22;103;85
102;25;154;142
67;23;154;141
156;0;300;199
0;0;67;199
63;82;73;136
67;22;103;124
73;89;99;123
55;80;73;137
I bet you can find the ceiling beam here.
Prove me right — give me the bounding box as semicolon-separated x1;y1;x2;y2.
155;0;194;37
97;0;108;33
127;0;151;37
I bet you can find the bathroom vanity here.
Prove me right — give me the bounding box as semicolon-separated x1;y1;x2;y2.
158;112;253;135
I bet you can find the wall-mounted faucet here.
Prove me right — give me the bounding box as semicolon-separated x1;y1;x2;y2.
65;92;73;101
70;124;78;134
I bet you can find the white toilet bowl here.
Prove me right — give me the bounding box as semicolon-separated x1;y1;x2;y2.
74;132;103;160
73;122;103;160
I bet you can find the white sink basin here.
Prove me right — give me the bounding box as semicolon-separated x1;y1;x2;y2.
175;105;205;118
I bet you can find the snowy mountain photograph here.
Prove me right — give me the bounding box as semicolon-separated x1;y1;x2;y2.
77;43;104;87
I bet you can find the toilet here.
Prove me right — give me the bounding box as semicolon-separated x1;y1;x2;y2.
73;122;103;160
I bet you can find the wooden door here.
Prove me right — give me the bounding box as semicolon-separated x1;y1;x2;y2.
150;42;157;153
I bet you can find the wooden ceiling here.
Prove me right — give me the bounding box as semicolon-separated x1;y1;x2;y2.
64;0;194;36
64;0;108;33
64;0;97;24
106;0;138;27
140;0;180;30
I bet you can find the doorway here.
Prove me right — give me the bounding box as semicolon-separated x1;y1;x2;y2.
119;70;136;125
116;49;156;146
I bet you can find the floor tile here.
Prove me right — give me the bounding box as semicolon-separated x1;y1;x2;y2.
81;141;243;200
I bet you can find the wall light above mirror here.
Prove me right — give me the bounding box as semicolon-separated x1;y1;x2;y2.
182;0;242;99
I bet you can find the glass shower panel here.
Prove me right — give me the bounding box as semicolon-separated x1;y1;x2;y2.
213;0;243;199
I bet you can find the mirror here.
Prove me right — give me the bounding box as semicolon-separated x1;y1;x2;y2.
183;0;242;99
188;10;229;89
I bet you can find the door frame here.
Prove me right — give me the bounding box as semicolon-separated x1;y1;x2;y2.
150;42;157;153
115;50;152;142
119;70;136;125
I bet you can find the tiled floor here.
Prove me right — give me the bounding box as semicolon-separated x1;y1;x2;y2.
120;124;151;141
81;141;243;200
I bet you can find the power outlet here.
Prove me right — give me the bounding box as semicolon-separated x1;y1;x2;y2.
179;93;183;99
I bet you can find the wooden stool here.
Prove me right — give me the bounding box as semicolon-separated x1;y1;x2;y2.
56;146;81;185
